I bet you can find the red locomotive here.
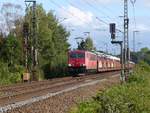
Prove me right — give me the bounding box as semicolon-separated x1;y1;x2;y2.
68;50;134;74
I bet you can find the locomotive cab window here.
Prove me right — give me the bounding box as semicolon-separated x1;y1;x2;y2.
78;53;85;58
70;53;77;58
70;53;85;58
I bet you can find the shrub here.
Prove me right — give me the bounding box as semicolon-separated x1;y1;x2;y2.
0;61;23;85
70;101;100;113
71;62;150;113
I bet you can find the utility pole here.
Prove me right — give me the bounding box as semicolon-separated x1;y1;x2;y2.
130;0;138;53
25;0;38;80
124;0;129;79
130;0;136;29
133;30;139;52
104;42;108;53
23;21;29;70
32;1;38;67
23;1;31;82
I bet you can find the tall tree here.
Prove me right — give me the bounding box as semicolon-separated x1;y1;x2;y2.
0;3;70;81
77;37;95;51
1;3;22;34
25;5;70;78
0;35;22;65
85;37;94;51
130;47;150;64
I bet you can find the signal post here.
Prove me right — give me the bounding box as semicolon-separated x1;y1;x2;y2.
109;23;125;82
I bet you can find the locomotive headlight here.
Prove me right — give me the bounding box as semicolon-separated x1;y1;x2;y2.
68;64;72;67
82;64;86;66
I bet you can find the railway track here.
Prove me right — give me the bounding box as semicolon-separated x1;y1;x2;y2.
0;77;73;95
0;71;120;108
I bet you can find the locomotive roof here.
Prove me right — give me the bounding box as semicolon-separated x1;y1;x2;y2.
94;51;120;61
69;50;136;64
69;50;96;55
69;50;120;61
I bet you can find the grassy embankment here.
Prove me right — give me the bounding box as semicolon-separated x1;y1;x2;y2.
71;62;150;113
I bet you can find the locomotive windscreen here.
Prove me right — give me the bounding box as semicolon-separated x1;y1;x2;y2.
70;53;85;58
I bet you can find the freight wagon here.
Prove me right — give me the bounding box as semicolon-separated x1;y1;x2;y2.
68;50;134;75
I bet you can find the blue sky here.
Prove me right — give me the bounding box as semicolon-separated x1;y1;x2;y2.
0;0;150;54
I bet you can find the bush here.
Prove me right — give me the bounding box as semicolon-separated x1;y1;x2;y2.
93;83;150;113
42;63;69;79
0;61;23;85
71;62;150;113
128;61;150;84
70;101;100;113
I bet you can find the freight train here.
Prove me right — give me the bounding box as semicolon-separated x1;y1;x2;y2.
68;50;134;75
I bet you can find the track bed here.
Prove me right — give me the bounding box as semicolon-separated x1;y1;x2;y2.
0;71;120;113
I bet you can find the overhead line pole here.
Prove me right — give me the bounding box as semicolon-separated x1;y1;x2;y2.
133;30;139;52
25;0;38;80
124;0;129;80
131;0;137;52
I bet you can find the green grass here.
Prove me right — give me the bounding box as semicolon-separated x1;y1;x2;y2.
70;61;150;113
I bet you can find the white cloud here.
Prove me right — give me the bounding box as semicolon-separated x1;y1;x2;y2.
92;21;108;31
136;24;150;32
59;5;94;27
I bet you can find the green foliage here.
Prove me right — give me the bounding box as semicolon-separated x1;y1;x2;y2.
0;35;22;65
0;61;23;85
71;62;150;113
0;34;23;85
70;101;101;113
85;37;95;51
0;3;70;84
140;47;149;53
34;5;70;78
78;37;95;51
128;61;150;84
130;47;150;64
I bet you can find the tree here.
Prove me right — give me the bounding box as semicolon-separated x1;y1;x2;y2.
0;3;70;83
0;35;22;65
24;4;70;78
78;40;86;50
1;3;22;34
77;37;95;51
85;37;95;51
130;47;150;64
140;47;149;53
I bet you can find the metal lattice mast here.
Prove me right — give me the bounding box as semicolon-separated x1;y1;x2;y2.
124;0;129;78
32;1;38;67
25;0;38;80
23;3;30;72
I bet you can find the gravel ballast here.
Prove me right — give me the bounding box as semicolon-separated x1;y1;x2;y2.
5;75;120;113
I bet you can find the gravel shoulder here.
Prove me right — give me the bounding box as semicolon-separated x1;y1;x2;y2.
5;75;120;113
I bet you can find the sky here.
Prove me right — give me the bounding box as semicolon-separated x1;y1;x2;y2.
0;0;150;54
